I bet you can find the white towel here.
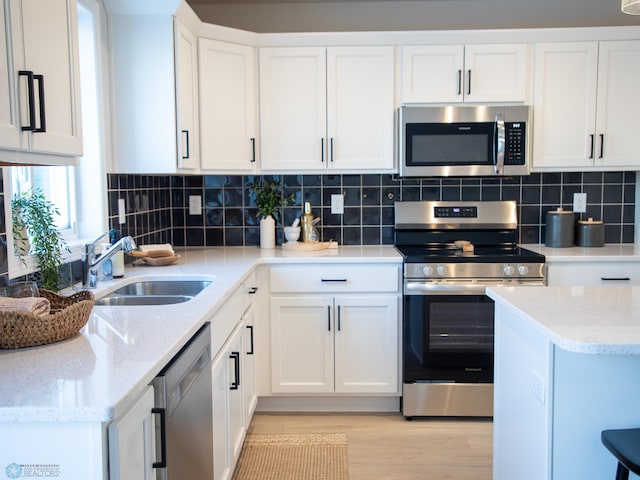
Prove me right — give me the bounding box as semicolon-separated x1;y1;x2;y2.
0;297;51;315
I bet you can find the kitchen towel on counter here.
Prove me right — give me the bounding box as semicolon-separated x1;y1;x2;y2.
0;297;51;315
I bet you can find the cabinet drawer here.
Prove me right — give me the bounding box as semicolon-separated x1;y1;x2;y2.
547;262;640;286
270;265;400;293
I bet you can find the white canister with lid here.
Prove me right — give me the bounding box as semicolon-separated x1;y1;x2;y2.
545;208;575;247
575;217;604;247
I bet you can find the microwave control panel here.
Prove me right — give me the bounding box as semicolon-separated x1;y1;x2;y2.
504;122;526;165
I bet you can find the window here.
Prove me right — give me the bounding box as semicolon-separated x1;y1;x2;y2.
5;0;109;278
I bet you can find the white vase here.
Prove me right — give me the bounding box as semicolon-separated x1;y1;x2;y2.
259;215;276;249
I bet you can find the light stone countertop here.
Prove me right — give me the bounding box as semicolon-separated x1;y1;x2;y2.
524;243;640;261
0;246;401;423
487;284;640;355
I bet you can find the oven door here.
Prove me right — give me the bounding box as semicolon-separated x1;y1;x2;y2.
403;282;495;384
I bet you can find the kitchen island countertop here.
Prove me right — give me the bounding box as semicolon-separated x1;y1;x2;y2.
0;246;401;423
487;284;640;354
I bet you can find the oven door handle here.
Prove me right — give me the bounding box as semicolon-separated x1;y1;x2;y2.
404;282;491;295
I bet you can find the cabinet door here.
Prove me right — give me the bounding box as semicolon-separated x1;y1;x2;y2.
13;0;82;155
463;44;529;103
326;46;394;171
400;44;464;103
175;20;199;170
270;296;334;393
211;351;231;480
242;304;257;424
199;39;257;172
334;296;399;394
594;40;640;169
532;42;598;170
0;0;19;149
259;47;326;171
108;386;155;480
227;327;245;467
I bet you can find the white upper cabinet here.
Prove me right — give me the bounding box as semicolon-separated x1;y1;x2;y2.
0;0;82;162
198;39;257;172
175;20;199;170
259;46;394;172
401;43;529;104
532;40;640;171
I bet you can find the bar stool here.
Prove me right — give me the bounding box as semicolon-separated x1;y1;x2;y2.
601;428;640;480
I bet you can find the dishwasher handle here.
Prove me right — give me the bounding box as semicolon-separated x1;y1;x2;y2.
151;407;167;469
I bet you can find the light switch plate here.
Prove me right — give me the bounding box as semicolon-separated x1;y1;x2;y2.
189;195;202;215
573;193;587;213
331;194;344;214
118;198;126;224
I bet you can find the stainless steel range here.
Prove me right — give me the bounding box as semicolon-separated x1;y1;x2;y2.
394;201;545;418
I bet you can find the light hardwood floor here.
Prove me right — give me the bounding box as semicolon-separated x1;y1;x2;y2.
247;413;493;480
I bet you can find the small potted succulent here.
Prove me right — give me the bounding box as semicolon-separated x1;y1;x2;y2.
248;180;294;248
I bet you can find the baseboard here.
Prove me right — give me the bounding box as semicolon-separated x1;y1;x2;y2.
256;395;401;413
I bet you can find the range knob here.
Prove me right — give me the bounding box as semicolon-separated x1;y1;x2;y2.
436;264;447;276
517;264;530;276
422;265;434;276
503;264;516;276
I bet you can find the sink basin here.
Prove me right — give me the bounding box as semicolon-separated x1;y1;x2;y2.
95;280;212;306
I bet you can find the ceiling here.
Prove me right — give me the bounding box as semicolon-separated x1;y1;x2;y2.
186;0;640;33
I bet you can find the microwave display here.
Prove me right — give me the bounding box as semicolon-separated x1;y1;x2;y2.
398;105;531;177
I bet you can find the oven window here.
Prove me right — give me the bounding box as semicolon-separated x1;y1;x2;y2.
429;301;494;352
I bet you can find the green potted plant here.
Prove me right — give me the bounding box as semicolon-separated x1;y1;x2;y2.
248;180;294;248
11;188;69;291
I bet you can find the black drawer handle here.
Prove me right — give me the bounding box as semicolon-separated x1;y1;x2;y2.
601;277;630;281
151;407;167;468
321;279;347;283
248;286;258;294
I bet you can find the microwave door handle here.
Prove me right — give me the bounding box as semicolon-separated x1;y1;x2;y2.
494;113;505;174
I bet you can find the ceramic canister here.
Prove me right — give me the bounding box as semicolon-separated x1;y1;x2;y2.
545;208;575;247
575;218;604;247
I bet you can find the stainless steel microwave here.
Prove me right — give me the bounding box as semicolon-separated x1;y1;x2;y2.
398;105;531;177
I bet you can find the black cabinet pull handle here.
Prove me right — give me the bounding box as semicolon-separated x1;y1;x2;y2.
19;70;36;131
589;134;594;159
601;277;630;281
230;352;240;389
250;137;256;162
246;325;254;355
33;74;46;132
457;69;462;95
327;305;331;331
181;130;190;159
330;137;334;162
151;407;167;468
599;134;604;159
337;305;341;331
321;138;325;162
467;70;472;95
248;286;258;294
321;278;347;283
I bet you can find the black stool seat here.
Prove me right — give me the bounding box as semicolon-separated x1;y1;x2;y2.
601;428;640;480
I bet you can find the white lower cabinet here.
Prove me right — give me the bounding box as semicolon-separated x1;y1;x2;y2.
270;295;399;394
546;261;640;286
108;386;156;480
268;264;401;395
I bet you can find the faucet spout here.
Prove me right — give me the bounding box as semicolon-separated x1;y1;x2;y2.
82;235;137;288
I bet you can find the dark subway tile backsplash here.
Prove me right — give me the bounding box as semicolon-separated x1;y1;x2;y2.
106;171;636;247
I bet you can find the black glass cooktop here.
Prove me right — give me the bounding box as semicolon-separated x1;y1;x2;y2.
395;245;545;263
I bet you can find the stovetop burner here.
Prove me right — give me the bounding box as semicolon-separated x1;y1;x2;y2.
396;245;545;264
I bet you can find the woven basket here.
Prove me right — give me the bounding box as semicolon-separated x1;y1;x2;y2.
0;289;95;349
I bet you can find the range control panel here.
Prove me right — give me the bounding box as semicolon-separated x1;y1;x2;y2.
434;206;478;218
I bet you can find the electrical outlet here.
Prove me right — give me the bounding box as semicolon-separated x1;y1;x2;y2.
532;370;545;404
331;194;344;214
118;198;126;224
189;195;202;215
573;193;587;213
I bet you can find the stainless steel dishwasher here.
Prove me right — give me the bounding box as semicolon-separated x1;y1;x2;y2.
152;323;213;480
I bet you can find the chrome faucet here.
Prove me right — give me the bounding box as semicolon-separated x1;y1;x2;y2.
82;233;137;288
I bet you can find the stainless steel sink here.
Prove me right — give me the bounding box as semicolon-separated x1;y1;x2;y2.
95;280;212;306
